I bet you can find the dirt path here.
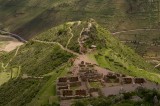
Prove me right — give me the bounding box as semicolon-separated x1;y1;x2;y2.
112;29;159;35
2;46;20;71
155;63;160;68
65;27;74;48
33;40;79;56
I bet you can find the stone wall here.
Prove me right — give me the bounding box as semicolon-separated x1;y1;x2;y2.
123;77;133;84
134;78;145;84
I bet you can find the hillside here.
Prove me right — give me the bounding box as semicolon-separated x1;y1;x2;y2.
0;20;160;106
1;0;160;64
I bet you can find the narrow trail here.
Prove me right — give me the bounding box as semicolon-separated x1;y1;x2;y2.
112;29;159;35
1;46;20;71
33;40;79;56
155;63;160;68
65;27;74;48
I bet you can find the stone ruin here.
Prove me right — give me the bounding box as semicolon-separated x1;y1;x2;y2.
134;78;145;84
80;69;103;82
56;76;91;100
75;89;88;97
56;60;148;101
123;77;133;84
78;61;103;81
122;77;145;84
56;76;82;96
57;76;81;87
79;61;94;72
103;72;119;83
59;89;89;100
89;88;100;97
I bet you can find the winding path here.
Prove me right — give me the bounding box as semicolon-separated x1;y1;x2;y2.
65;27;74;48
1;46;20;71
33;40;79;56
112;29;159;35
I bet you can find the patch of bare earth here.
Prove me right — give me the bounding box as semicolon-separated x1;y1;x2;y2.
0;37;23;52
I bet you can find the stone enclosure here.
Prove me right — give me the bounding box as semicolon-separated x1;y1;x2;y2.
56;61;146;100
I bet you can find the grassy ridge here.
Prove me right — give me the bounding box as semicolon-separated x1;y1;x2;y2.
87;22;160;83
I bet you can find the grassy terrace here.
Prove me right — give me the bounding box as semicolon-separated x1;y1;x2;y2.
28;63;71;106
86;22;160;83
89;82;102;88
0;77;50;106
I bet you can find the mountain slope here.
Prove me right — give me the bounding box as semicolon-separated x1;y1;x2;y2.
0;20;159;106
0;0;159;39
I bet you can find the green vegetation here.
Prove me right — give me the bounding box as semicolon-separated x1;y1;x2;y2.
0;77;50;106
72;88;160;106
0;20;159;105
0;42;73;76
1;0;159;62
0;0;159;39
0;21;76;106
89;82;102;88
86;22;160;83
0;67;20;86
29;63;71;106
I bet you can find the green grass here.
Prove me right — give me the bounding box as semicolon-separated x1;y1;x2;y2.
0;20;159;106
0;0;159;40
0;72;10;86
89;82;102;88
86;22;160;83
1;0;159;61
0;41;74;76
0;67;20;86
0;77;50;106
28;63;71;106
